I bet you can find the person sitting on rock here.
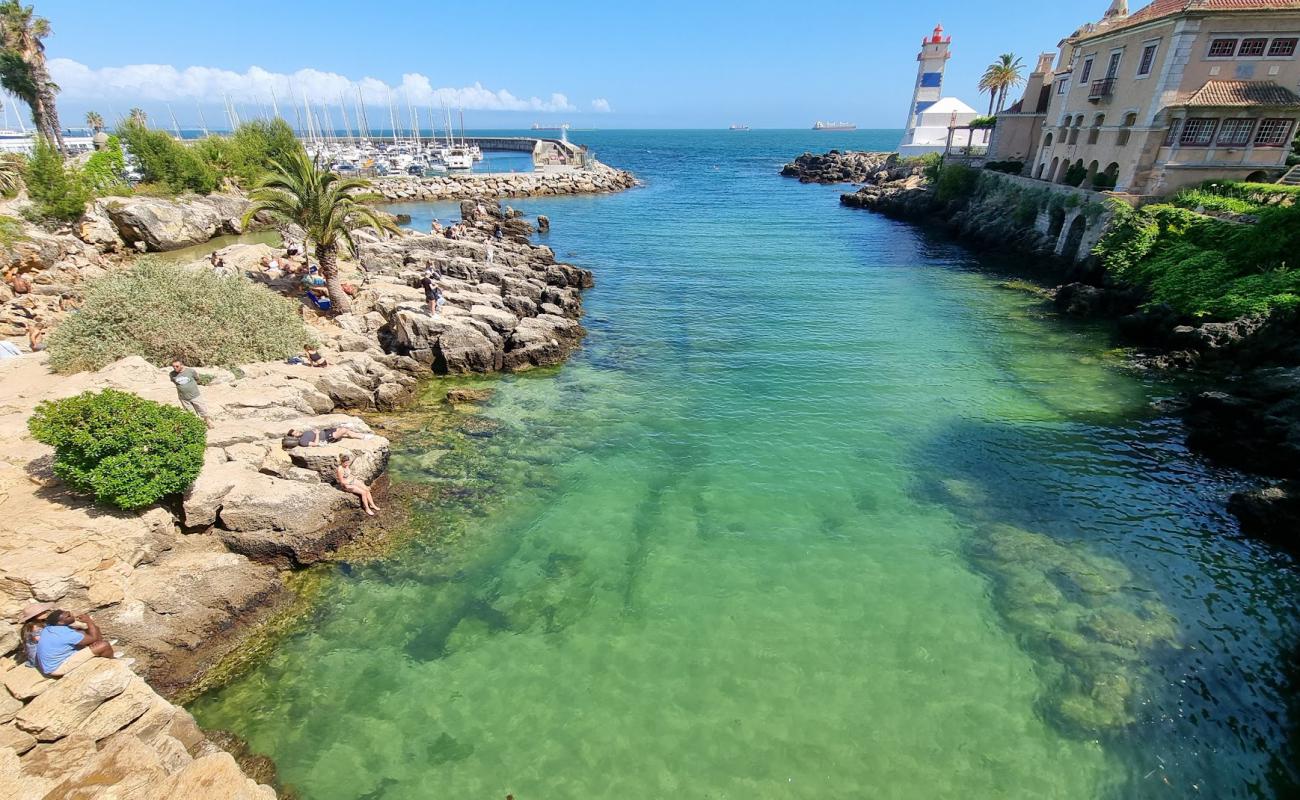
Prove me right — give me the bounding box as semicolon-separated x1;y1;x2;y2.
430;220;444;235
336;453;379;516
303;344;328;368
32;609;115;676
26;322;45;353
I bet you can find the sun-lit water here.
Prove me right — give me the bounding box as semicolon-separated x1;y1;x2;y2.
192;130;1300;799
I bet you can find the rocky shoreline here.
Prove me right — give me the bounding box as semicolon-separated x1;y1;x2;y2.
1;176;620;795
781;149;1300;553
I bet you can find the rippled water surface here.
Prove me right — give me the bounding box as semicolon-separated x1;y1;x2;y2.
192;130;1300;799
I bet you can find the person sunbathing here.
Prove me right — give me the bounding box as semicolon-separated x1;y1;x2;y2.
285;425;371;448
336;453;379;516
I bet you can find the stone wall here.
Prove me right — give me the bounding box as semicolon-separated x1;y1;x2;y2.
369;162;636;202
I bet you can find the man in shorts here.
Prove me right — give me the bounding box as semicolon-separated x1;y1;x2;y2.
32;609;115;676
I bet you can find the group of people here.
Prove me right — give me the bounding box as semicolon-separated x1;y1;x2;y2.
16;603;124;677
282;424;381;515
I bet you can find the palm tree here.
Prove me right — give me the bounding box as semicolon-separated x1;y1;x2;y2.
0;1;62;151
0;153;22;194
243;149;396;313
981;54;1026;114
85;110;103;133
128;107;147;126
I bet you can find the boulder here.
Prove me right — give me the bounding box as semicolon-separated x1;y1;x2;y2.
436;325;501;374
74;675;156;741
39;732;169;799
216;474;349;534
446;387;495;405
3;665;54;700
144;752;275;800
15;659;134;741
102;197;222;251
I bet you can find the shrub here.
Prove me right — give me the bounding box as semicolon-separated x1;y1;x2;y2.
1171;188;1260;215
935;163;979;203
82;135;128;193
25;137;92;221
1062;162;1088;187
1090;172;1116;191
985;160;1025;175
192;120;304;189
120;120;217;194
969;115;997;129
28;389;206;510
46;258;310;372
1196;180;1300;206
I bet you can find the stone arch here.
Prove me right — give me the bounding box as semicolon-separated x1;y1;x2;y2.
1035;161;1046;179
1086;160;1100;183
1088;114;1105;144
1047;207;1067;240
1102;162;1119;188
1044;131;1054;147
1048;156;1060;182
1061;214;1088;260
1246;170;1269;183
1116;112;1137;146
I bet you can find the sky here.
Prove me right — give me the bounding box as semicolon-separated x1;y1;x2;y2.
24;0;1103;130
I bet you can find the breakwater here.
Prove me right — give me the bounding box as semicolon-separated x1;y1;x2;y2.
368;162;636;202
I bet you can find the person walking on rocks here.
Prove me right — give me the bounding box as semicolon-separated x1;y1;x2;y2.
31;609;116;676
422;270;444;316
170;359;211;427
485;240;495;266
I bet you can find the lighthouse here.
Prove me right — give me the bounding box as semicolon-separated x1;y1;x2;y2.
898;24;983;156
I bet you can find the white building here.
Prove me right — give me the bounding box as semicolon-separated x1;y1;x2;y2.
898;25;990;156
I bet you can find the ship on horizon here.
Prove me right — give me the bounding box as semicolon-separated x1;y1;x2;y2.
729;123;751;131
812;121;857;131
530;122;570;131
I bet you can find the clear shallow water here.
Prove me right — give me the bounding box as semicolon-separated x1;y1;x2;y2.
193;131;1300;799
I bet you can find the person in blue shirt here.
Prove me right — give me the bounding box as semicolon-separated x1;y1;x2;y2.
32;609;115;676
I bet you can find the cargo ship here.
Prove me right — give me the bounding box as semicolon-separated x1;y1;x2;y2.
729;123;751;131
812;121;857;131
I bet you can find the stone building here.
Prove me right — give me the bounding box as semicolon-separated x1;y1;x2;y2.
992;0;1300;194
984;53;1057;163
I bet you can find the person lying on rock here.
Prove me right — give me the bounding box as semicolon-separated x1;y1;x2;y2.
336;453;379;516
31;609;115;676
286;425;371;448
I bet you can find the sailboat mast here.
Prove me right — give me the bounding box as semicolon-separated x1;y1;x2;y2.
197;105;210;138
166;103;182;139
356;86;370;141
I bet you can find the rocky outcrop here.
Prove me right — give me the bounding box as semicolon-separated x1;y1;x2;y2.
0;657;275;798
369;162;636;202
91;194;254;253
780;150;896;184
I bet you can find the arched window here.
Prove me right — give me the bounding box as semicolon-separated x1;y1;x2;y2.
1035;162;1046;178
1044;131;1054;147
1116;113;1137;146
1088;114;1105;144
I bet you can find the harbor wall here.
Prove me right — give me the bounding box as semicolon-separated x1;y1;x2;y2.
368;162;637;202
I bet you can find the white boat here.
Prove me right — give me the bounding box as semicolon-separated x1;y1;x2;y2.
813;121;857;131
443;147;473;171
729;124;751;131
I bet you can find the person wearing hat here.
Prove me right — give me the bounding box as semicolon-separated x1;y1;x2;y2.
29;608;115;676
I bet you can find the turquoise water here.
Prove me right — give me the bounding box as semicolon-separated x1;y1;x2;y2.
192;131;1300;799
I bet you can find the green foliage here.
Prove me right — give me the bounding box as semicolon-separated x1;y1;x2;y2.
1094;199;1300;318
119;120;217;194
24;136;91;221
935;163;979;203
46;258;310;372
1170;188;1260;215
27;389;206;510
0;213;26;249
81;134;127;192
1191;180;1300;207
1090;171;1116;191
969;115;997;128
984;160;1025;175
195;119;301;187
1062;162;1087;187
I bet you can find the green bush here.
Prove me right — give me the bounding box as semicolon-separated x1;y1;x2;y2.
193;119;302;188
82;135;128;193
120;120;217;194
985;160;1025;175
46;258;310;372
1062;162;1087;187
935;163;979;203
25;137;92;221
28;389;206;510
969;115;997;128
1171;188;1260;215
1090;172;1116;191
1196;180;1300;206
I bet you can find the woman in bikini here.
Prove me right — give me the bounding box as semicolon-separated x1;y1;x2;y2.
335;454;380;516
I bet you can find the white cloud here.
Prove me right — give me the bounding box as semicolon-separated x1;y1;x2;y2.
48;58;578;113
590;98;612;113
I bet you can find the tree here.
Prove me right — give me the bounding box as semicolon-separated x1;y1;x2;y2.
85;110;103;132
0;1;63;151
128;107;147;125
980;53;1026;114
244;149;396;313
25;135;90;220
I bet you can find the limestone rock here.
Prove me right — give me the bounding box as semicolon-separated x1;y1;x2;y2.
74;675;155;740
0;721;37;753
4;665;54;700
16;659;134;741
102;197;222;252
145;752;276;800
40;730;169;799
217;474;349;534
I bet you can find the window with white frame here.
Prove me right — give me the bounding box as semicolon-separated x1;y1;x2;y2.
1254;118;1294;146
1057;78;1069;94
1238;38;1268;57
1207;38;1236;58
1268;37;1298;57
1164;119;1182;145
1105;51;1123;78
1179;118;1218;146
1216;118;1255;146
1080;57;1094;82
1137;43;1159;75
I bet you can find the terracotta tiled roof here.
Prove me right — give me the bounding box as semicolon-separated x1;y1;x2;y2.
1183;79;1300;107
1078;0;1300;38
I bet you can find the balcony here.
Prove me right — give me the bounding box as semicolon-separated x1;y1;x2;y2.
1088;78;1115;102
